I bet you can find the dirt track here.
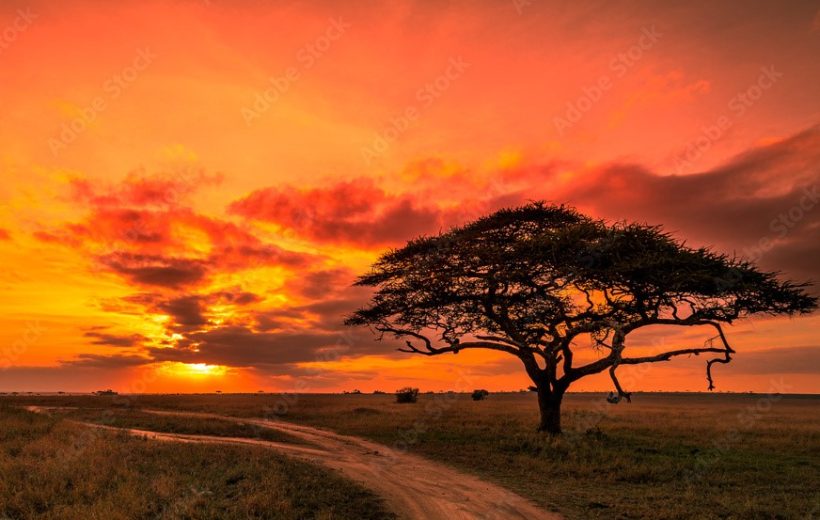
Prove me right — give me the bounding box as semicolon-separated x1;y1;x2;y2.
28;406;561;520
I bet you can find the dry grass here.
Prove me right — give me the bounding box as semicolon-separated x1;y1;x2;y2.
0;404;394;520
4;392;819;519
48;407;303;444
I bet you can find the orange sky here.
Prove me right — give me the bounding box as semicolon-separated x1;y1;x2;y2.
1;0;819;394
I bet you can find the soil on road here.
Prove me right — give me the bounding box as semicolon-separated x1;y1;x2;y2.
27;406;561;520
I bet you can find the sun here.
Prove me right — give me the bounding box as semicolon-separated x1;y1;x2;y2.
160;362;228;378
186;363;225;375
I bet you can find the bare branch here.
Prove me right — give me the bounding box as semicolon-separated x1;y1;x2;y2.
606;365;632;403
704;321;734;390
378;325;521;357
474;334;524;348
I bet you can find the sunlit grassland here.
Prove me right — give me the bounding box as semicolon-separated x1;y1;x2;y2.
46;407;303;444
0;404;393;520
4;392;819;519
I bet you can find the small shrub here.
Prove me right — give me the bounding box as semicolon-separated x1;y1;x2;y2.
395;387;419;404
471;389;490;401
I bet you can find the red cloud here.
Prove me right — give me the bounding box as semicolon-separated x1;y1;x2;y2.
68;168;222;208
36;172;317;288
0;228;11;241
98;252;209;288
42;127;820;377
229;177;442;246
556;125;820;282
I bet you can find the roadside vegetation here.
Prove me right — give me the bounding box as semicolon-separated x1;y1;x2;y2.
4;392;819;518
48;407;302;444
0;404;394;520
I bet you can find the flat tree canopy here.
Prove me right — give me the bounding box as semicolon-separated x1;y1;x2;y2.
346;202;816;434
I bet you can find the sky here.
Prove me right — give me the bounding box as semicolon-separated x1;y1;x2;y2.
1;0;819;394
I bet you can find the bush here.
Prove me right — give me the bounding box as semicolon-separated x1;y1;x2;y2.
471;389;490;401
395;387;419;404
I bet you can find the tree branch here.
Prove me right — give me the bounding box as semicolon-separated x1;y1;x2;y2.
378;325;521;357
704;321;734;390
606;365;632;403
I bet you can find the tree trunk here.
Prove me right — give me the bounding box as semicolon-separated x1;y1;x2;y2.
536;385;564;435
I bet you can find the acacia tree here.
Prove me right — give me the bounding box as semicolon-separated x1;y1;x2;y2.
345;203;816;434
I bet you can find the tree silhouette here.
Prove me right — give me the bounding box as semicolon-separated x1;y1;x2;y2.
346;203;816;434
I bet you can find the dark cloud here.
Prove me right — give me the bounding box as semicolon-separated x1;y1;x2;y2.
292;269;356;299
112;289;266;337
157;295;209;329
286;268;371;302
728;346;820;375
209;242;312;271
26;126;820;385
300;298;369;329
61;353;152;369
148;326;349;367
138;310;396;370
98;252;208;288
83;330;146;348
219;291;263;305
253;308;307;331
555;124;820;282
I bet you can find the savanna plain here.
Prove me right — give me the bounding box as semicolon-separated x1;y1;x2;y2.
0;392;817;519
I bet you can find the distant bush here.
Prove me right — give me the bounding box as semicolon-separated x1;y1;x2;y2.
94;389;118;396
373;390;386;394
395;387;419;404
471;389;490;401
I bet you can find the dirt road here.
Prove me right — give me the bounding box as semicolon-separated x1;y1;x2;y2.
28;406;561;520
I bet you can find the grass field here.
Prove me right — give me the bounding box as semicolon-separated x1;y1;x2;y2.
43;407;303;444
0;403;393;520
2;392;818;519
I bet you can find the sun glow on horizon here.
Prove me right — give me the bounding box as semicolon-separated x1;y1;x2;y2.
0;0;817;394
159;362;228;379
